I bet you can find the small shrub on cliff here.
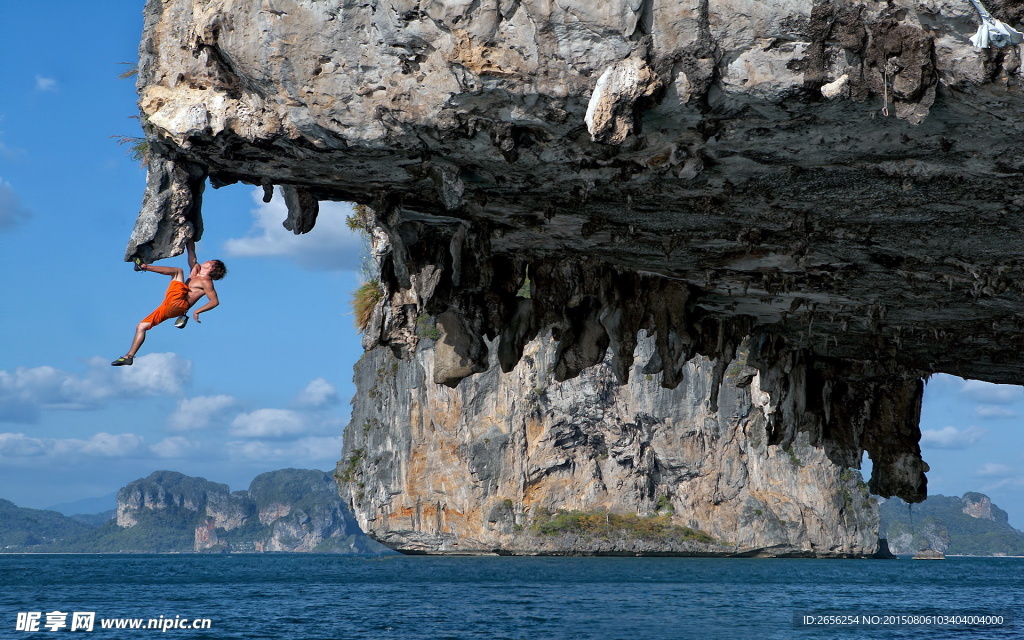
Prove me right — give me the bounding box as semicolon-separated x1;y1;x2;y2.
112;136;149;164
346;204;372;232
111;66;151;167
655;495;674;515
785;445;801;467
416;313;442;340
352;280;383;332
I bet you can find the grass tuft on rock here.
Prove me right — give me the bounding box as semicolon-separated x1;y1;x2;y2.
352;280;383;332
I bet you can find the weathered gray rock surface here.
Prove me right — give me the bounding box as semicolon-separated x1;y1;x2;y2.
132;0;1024;502
338;333;879;556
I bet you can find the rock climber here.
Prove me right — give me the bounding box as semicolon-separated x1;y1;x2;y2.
111;240;226;366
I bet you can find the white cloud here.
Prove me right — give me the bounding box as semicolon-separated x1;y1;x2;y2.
230;408;309;438
975;405;1018;419
74;432;146;457
223;188;365;271
227;436;344;462
35;76;58;92
0;433;48;457
0;353;191;423
110;353;192;396
958;380;1024;405
0;178;30;231
150;436;199;459
920;425;986;449
167;394;237;431
981;477;1024;492
289;436;345;460
295;378;339;409
0;432;146;459
977;463;1015;477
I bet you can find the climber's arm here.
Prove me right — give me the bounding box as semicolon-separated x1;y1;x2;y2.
186;239;200;278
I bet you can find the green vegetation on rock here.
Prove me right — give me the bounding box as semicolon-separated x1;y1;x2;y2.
416;313;442;340
531;509;716;544
337;449;365;484
654;495;674;514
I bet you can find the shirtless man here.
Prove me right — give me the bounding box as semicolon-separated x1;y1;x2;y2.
111;240;227;366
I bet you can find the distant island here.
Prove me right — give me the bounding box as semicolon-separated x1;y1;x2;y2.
879;492;1024;556
1;469;389;554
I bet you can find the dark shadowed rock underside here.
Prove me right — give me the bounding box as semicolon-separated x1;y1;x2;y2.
129;0;1024;502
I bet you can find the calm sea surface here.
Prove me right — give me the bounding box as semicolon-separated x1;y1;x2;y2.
0;554;1019;639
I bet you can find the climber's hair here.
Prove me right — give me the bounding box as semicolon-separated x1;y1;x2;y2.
209;260;227;280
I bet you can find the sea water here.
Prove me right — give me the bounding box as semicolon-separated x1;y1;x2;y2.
0;554;1020;639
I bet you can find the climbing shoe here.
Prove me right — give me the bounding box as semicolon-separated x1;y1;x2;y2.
174;316;188;329
111;355;134;366
133;257;145;272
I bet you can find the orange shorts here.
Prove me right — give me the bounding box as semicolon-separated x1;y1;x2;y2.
141;281;191;327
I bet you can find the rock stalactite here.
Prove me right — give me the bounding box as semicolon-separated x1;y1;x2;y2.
124;156;206;263
359;216;928;500
131;0;1024;502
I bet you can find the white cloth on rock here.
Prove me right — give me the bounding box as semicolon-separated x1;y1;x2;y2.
969;0;1023;48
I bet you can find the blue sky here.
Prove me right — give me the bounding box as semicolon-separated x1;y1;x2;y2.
1;2;1022;529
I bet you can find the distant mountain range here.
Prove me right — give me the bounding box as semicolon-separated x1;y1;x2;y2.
46;493;117;517
0;499;97;549
879;492;1024;556
1;469;390;554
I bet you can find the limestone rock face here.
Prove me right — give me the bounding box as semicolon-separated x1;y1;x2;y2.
116;470;225;527
261;506;341;552
961;491;995;520
258;502;292;525
134;0;1024;502
338;333;879;556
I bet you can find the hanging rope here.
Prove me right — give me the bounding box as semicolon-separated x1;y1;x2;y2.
880;60;898;117
881;65;889;117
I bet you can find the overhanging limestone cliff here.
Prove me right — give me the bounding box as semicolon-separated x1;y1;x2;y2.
131;0;1024;502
